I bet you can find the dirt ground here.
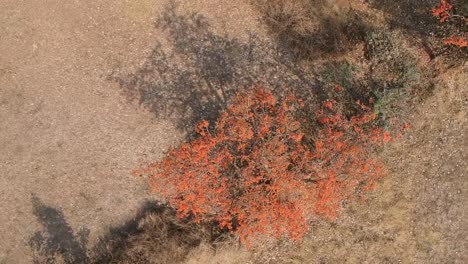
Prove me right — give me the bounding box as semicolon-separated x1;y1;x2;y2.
0;0;264;262
0;0;175;262
0;0;466;263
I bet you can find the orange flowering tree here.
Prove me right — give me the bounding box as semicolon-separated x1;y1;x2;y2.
432;0;467;48
137;87;391;243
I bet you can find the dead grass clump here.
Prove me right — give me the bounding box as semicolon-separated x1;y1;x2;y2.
184;242;251;264
253;0;372;60
365;31;423;91
364;29;438;124
92;204;217;264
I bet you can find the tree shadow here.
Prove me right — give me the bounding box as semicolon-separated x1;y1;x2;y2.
91;200;216;264
363;0;468;70
29;196;222;264
253;0;371;61
368;0;467;62
368;0;442;36
111;1;323;133
29;195;90;264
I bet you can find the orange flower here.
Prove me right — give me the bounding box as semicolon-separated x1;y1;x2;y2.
324;101;333;110
382;132;391;142
195;120;209;135
444;36;468;47
432;0;452;23
140;87;390;245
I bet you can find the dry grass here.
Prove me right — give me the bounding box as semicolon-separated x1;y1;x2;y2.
91;204;214;264
253;0;372;60
10;0;466;263
184;243;251;264
89;203;260;264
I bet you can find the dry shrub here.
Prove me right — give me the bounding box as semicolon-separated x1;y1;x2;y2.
365;31;424;90
138;87;392;245
92;204;213;264
253;0;371;60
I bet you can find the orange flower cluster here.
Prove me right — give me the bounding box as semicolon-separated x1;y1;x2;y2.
432;0;453;22
432;0;467;48
312;100;386;219
139;87;391;243
444;35;468;47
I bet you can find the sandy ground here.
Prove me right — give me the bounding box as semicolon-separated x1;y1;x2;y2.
0;1;177;262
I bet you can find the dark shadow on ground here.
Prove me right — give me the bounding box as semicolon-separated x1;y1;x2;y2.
368;0;467;62
255;0;371;61
368;0;442;36
30;197;221;264
370;0;468;34
111;1;323;133
92;200;215;264
29;194;90;264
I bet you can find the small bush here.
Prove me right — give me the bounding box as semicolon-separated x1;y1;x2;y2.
138;87;391;244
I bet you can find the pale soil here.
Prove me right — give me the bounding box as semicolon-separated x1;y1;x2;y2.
0;0;466;263
0;0;262;262
0;0;175;262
